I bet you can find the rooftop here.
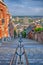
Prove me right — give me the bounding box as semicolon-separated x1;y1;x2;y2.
0;0;7;7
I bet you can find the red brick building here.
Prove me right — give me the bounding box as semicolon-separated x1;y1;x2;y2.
0;0;10;39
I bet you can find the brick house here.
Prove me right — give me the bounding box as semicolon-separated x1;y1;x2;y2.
0;0;10;39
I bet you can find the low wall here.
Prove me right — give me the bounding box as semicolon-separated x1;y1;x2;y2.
34;32;43;43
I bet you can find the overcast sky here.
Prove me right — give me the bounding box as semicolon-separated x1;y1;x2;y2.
4;0;43;16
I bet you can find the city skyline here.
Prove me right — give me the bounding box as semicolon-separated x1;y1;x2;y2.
4;0;43;16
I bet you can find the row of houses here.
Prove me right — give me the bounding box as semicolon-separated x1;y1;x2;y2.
26;23;43;43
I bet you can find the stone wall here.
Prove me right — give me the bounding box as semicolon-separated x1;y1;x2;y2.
28;31;43;43
34;32;43;43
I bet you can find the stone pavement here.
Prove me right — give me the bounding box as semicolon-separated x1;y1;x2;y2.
0;38;43;65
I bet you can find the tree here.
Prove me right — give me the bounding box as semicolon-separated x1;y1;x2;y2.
14;30;17;38
21;30;26;38
28;19;33;23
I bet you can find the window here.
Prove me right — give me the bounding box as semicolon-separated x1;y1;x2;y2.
2;18;5;24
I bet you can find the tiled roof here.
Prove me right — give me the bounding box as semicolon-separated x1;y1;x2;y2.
26;25;34;34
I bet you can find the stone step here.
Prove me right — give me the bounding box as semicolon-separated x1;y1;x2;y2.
0;63;10;65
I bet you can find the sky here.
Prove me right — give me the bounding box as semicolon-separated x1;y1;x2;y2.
4;0;43;16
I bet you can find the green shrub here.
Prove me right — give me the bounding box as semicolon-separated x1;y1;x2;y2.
14;30;17;38
41;27;43;31
21;31;26;38
34;27;43;32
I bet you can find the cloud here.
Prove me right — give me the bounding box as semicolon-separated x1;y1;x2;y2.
9;4;43;16
4;0;43;16
32;0;43;1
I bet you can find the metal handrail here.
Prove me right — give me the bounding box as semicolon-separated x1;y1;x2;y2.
23;46;29;65
10;46;18;65
9;41;29;65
